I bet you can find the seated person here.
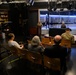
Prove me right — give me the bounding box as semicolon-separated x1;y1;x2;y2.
44;35;68;74
28;35;44;53
7;33;24;49
61;28;75;44
61;21;66;28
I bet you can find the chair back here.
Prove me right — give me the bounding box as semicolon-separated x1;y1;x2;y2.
26;51;42;65
50;38;71;49
51;38;54;45
43;55;60;71
42;37;50;43
9;46;21;56
20;49;28;59
60;39;71;48
41;37;51;47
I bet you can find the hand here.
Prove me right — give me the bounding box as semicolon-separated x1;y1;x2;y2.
20;44;24;48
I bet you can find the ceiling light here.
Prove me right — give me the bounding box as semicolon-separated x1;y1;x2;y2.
56;8;60;11
57;1;62;4
64;8;68;11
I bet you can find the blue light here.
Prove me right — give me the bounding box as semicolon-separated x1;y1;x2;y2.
40;15;76;18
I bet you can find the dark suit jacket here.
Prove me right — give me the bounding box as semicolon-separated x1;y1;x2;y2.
44;45;68;71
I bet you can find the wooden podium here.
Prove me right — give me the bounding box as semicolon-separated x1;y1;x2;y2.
37;25;41;37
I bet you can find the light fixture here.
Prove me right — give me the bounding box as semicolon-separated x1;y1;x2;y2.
64;8;68;11
57;0;62;4
56;8;60;11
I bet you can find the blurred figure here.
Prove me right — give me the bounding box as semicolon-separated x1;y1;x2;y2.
7;33;24;49
44;35;68;74
28;35;44;53
37;21;42;26
61;28;75;44
61;21;66;28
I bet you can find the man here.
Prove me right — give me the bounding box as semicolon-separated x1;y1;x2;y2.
44;35;68;74
61;21;66;28
61;28;75;44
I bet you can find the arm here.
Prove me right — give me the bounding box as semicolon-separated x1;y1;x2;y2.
71;35;75;44
13;41;24;49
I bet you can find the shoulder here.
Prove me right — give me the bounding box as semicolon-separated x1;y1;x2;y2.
61;33;65;35
36;46;43;51
45;46;52;50
61;46;67;49
70;34;73;36
12;41;18;44
44;46;53;53
60;46;67;52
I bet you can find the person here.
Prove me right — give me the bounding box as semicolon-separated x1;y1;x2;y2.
7;33;24;49
28;35;44;53
37;21;42;26
61;21;66;28
61;28;75;44
44;35;68;74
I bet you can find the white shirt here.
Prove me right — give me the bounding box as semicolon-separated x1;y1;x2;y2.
8;41;23;49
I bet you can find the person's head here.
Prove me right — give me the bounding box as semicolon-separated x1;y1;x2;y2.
7;33;15;40
65;28;71;33
54;35;62;45
62;21;65;24
31;35;41;46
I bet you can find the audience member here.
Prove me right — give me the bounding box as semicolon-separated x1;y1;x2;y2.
61;21;66;28
28;35;44;53
7;33;24;49
61;28;75;44
44;35;68;74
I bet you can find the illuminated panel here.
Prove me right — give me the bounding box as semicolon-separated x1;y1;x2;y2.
40;15;76;24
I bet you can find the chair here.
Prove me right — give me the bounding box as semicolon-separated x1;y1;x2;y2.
41;37;51;47
0;44;13;62
60;39;72;62
24;51;43;74
60;39;71;49
26;51;42;65
20;49;28;59
51;38;71;49
9;46;21;56
43;55;60;71
50;38;54;45
7;46;22;64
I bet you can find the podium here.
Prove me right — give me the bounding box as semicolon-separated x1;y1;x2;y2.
37;25;41;37
49;28;66;37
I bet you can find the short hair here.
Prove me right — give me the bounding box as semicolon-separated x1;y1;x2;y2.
54;35;62;45
62;21;65;24
7;33;15;40
65;28;71;31
31;35;41;46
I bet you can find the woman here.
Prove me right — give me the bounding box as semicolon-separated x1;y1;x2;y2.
28;35;44;53
7;33;24;49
